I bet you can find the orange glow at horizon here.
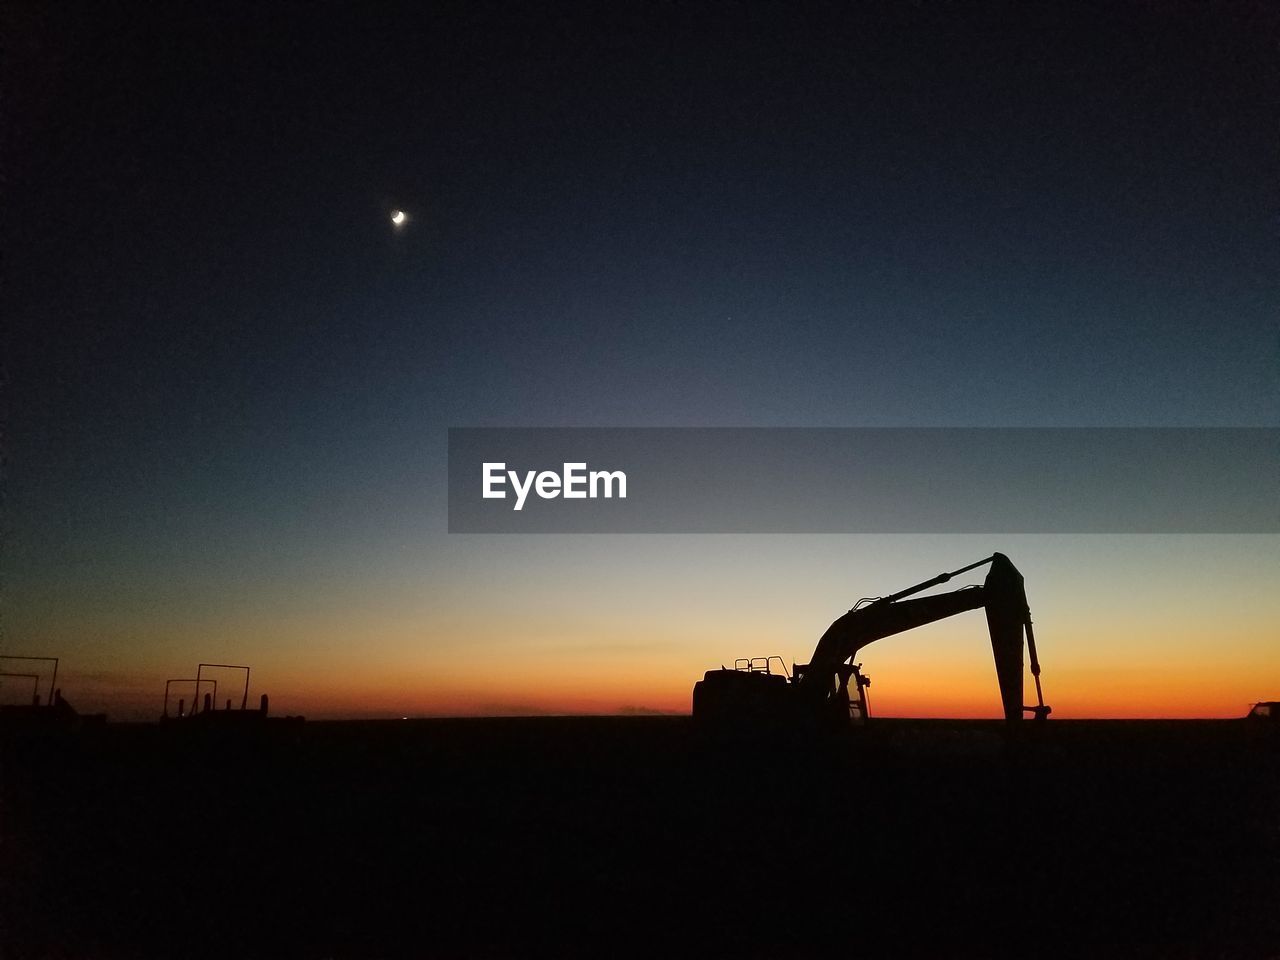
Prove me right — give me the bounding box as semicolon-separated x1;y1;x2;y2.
9;536;1278;723
41;647;1275;722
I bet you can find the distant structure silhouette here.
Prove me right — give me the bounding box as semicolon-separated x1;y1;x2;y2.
0;655;104;732
159;662;300;727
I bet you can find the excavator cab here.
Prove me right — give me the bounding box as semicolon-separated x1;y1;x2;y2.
843;662;872;723
791;660;872;724
692;657;874;728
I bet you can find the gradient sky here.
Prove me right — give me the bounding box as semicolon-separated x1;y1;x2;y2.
5;1;1278;719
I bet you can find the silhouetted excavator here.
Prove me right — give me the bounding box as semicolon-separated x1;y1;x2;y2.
692;553;1050;726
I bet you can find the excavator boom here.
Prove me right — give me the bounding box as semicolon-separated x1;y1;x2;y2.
693;553;1049;725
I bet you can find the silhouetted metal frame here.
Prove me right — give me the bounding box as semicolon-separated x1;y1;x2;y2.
0;672;41;705
0;656;59;706
194;663;250;712
164;678;217;717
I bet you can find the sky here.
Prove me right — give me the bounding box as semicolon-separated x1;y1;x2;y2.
4;1;1278;720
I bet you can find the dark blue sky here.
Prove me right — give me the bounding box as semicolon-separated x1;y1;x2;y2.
4;2;1278;708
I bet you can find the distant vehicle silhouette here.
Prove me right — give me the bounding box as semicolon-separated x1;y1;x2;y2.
1245;701;1278;720
692;553;1050;727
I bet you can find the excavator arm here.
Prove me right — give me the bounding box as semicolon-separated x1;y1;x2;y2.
797;553;1048;721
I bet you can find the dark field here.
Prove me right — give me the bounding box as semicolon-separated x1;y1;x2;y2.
3;717;1278;958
